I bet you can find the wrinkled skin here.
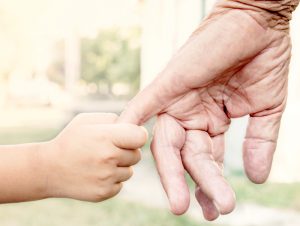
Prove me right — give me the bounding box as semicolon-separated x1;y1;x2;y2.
119;0;297;221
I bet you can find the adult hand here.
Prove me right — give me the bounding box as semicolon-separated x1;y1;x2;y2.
119;0;299;220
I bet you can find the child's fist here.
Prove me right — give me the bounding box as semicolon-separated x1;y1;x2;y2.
41;113;147;202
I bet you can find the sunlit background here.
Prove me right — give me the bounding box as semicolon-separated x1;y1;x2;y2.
0;0;300;226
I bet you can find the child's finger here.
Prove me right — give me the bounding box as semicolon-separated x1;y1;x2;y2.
104;183;123;200
106;124;148;149
114;167;134;183
115;148;141;167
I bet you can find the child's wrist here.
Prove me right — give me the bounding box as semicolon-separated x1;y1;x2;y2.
37;140;60;199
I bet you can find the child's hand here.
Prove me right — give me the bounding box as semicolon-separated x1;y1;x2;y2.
41;113;147;202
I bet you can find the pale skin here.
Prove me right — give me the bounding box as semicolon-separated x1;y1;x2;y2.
0;0;297;221
120;0;300;221
0;113;147;203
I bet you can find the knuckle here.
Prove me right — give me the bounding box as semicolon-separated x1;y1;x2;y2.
132;149;142;164
99;169;115;181
97;184;122;200
127;167;134;178
182;131;212;162
101;151;118;165
93;189;109;202
92;182;123;202
136;149;142;161
91;197;103;203
111;183;123;196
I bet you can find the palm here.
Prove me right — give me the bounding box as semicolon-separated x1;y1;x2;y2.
165;32;289;139
120;5;291;221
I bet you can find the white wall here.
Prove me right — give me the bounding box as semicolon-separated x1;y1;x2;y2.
140;0;203;87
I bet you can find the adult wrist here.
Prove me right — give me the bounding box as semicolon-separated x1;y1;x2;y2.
216;0;299;31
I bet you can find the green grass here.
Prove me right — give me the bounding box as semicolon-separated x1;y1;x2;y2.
0;198;212;226
229;175;300;211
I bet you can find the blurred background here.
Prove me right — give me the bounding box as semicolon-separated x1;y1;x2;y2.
0;0;300;226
